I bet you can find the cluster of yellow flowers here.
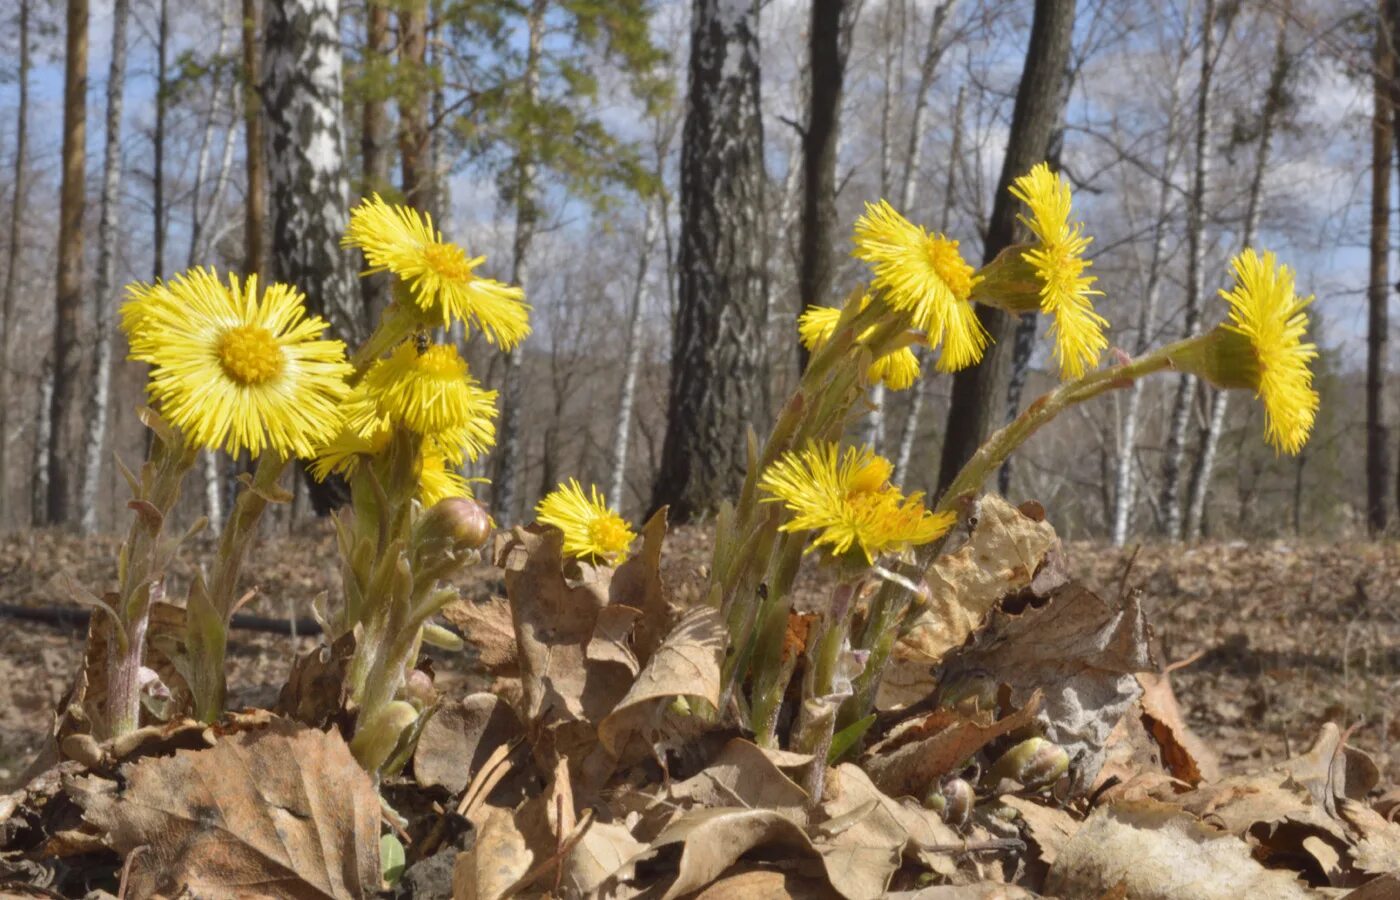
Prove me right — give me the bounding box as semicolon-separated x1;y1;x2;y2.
120;195;531;511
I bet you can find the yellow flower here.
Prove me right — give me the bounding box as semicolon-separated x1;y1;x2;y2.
1219;249;1319;454
535;479;636;564
759;442;954;562
124;268;352;457
798;300;922;390
343;194;532;347
358;342;498;463
1009;163;1107;379
418;445;474;505
853;200;987;371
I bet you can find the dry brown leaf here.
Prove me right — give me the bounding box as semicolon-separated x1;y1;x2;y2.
76;718;380;899
1340;799;1400;877
276;631;355;728
440;595;519;676
63;600;191;740
693;866;843;899
413;693;523;794
651;807;822;900
884;887;1038;899
452;805;533;900
1046;800;1322;899
1136;669;1219;785
666;738;811;823
1000;795;1078;866
1341;872;1400;899
1278;725;1381;812
937;582;1151;794
611;508;673;667
565;819;646;896
817;762;959;896
895;495;1058;668
863;692;1043;799
597;605;725;764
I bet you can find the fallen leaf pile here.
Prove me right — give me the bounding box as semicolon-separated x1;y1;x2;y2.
0;505;1394;897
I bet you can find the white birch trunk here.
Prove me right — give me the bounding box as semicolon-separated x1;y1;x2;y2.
78;0;131;535
608;204;661;507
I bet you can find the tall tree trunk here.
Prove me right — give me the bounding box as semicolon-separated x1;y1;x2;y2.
898;1;954;214
398;0;430;210
153;0;169;279
78;0;132;535
360;0;392;318
492;0;546;527
47;0;90;526
651;0;767;521
32;360;53;524
187;15;234;265
797;0;847;351
999;55;1074;496
265;0;363;513
1159;0;1218;538
609;203;662;508
1369;0;1394;536
243;0;266;280
0;0;31;528
934;0;1076;498
894;85;962;486
1186;17;1286;540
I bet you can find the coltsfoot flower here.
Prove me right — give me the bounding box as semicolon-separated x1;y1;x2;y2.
798;299;921;390
344;194;531;346
853;200;987;372
1219;249;1319;454
759;442;954;563
358;342;499;463
536;479;635;565
121;268;352;458
1009;163;1107;379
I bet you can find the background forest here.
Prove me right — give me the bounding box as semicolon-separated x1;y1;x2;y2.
0;0;1390;542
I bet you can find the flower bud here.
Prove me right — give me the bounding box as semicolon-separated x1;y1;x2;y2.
924;777;974;828
404;669;437;708
419;497;492;550
988;737;1069;790
350;700;420;773
969;244;1044;314
1168;326;1260;391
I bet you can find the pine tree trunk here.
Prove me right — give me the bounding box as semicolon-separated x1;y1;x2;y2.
47;0;90;526
397;0;430;210
77;0;132;535
491;0;546;527
265;0;363;513
1159;0;1217;539
934;0;1076;499
0;0;31;528
609;203;661;508
651;0;768;522
243;0;266;280
1186;17;1285;540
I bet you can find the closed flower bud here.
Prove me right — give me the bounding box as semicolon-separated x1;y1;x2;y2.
420;496;492;550
924;777;974;828
988;737;1069;790
350;700;421;774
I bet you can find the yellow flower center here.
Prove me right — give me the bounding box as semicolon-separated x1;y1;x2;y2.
423;242;474;282
218;324;284;385
415;344;470;379
589;515;631;555
927;237;976;301
849;457;893;496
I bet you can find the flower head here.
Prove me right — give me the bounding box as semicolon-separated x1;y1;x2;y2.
122;268;352;457
760;442;954;562
344;195;531;347
853;200;988;371
1219;249;1319;454
358;342;498;463
418;444;474;505
1009;163;1107;379
535;479;635;564
798;299;922;391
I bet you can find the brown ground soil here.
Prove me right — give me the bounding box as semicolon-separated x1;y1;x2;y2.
0;526;1395;789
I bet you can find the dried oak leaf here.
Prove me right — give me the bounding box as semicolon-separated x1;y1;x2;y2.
440;594;518;677
863;691;1043;799
1000;795;1078;868
937;582;1152;795
895;495;1058;667
1340;799;1400;878
693;866;842;899
611;508;673;667
412;693;523;795
1137;668;1220;786
1045;800;1323;900
665;738;811;824
651;807;823;900
452;805;533;900
76;718;380;899
597;606;726;765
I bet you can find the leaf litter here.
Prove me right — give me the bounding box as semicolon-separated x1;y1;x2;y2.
0;512;1396;897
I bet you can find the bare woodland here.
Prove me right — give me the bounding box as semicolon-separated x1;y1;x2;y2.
0;0;1393;540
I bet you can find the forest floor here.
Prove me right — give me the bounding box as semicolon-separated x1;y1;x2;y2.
0;524;1395;791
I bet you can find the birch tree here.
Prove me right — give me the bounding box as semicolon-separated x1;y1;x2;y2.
242;0;266;280
653;0;768;521
77;0;132;534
